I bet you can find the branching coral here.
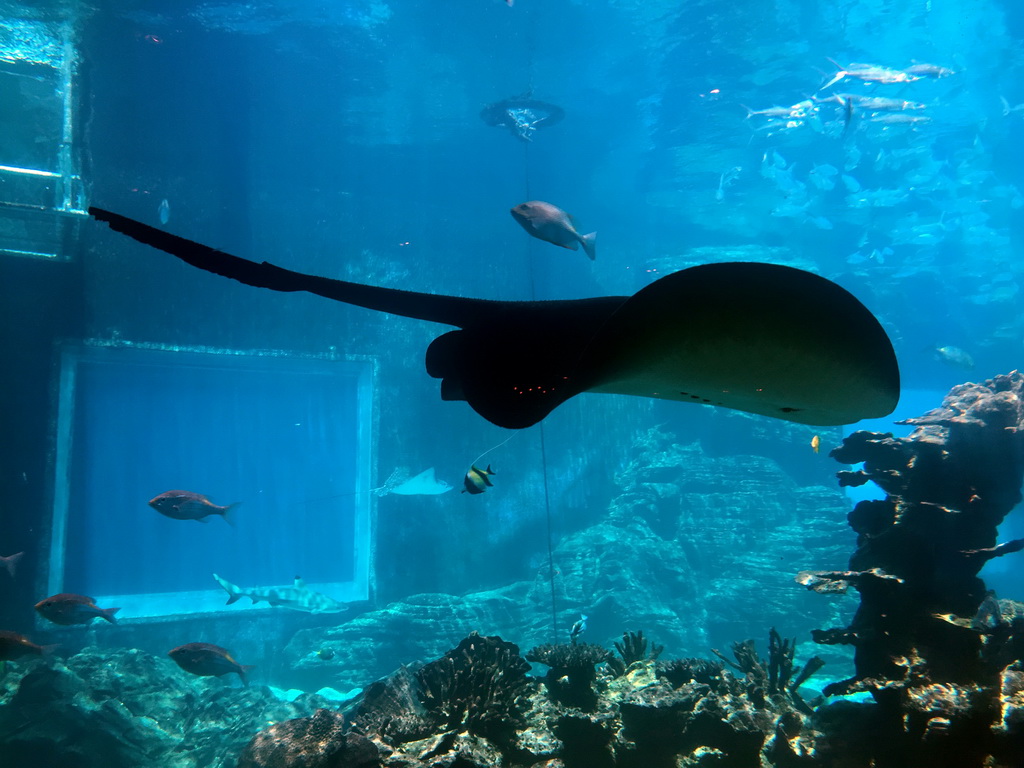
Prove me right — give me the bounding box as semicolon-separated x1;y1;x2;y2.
349;632;531;747
613;630;664;668
655;658;726;689
527;642;613;711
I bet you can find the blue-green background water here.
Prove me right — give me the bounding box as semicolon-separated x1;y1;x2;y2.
2;0;1023;690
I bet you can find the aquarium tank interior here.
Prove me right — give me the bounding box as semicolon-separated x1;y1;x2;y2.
2;1;1024;766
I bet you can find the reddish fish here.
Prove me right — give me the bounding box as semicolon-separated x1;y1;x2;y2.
35;593;120;626
149;490;239;525
168;642;254;685
0;630;50;661
510;200;596;260
1;551;23;578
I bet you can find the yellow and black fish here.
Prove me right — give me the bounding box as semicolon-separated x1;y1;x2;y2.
463;465;495;494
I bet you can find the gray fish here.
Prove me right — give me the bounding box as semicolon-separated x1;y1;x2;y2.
168;642;254;685
35;593;120;625
511;200;596;260
88;208;900;429
934;346;975;370
149;490;239;525
213;573;348;614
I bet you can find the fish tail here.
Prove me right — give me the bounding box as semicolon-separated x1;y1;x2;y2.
220;502;241;527
101;607;121;624
2;552;23;578
239;664;257;686
579;232;597;260
214;573;243;604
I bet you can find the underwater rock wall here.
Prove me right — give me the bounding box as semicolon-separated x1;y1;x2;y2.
284;421;854;693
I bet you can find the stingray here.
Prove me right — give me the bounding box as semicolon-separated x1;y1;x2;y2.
375;467;453;496
88;207;900;429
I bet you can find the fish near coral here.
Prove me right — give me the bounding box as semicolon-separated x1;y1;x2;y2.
463;464;495;494
88;208;900;430
511;200;596;260
934;345;975;370
168;642;254;685
149;490;239;524
0;630;51;661
35;593;120;626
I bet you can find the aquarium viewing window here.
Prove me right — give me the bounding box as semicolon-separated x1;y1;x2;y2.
0;14;86;259
48;342;375;621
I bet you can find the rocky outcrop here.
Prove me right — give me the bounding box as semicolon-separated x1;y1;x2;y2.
0;647;332;768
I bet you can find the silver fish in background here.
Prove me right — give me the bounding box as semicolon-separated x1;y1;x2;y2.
511;200;596;260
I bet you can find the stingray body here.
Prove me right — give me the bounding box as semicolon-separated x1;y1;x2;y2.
89;208;899;428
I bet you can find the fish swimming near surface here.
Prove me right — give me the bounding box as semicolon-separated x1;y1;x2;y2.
1;552;23;578
88;208;900;429
463;464;495;494
0;630;52;661
510;200;596;260
149;490;239;525
213;573;348;614
168;642;254;685
35;593;120;625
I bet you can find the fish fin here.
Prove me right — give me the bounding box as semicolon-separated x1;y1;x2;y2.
214;574;243;604
40;643;60;656
102;607;121;624
196;516;211;524
579;232;596;260
220;502;241;527
239;664;257;686
2;552;23;578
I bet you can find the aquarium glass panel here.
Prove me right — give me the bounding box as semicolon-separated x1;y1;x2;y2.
49;343;373;619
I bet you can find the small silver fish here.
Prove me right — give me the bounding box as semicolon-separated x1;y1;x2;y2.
158;198;170;225
511;201;596;260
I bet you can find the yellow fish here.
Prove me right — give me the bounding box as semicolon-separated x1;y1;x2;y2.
811;435;821;454
463;464;495;494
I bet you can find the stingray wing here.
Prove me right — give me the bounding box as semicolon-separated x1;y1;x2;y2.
89;210;898;429
577;262;899;425
88;207;621;428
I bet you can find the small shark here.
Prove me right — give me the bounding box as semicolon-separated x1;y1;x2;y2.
89;208;900;428
213;573;348;614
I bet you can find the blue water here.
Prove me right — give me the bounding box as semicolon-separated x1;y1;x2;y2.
2;0;1024;694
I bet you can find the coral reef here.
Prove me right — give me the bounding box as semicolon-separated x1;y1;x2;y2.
527;641;614;710
237;709;378;768
800;371;1024;764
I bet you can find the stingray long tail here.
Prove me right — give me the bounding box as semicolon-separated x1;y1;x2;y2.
89;207;497;329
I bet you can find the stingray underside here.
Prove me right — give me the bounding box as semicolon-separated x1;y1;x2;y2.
425;296;628;429
578;262;900;425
